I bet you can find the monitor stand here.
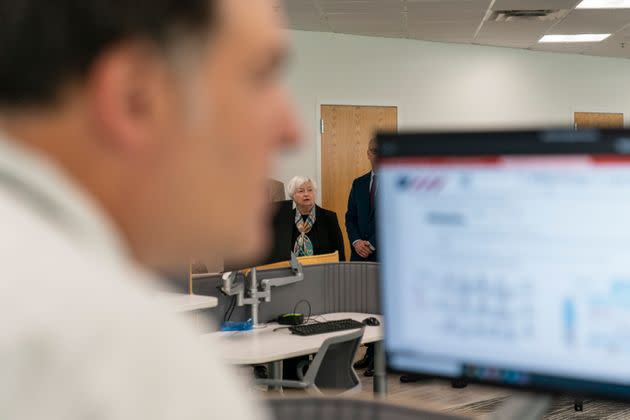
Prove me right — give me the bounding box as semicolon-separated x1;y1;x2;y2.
490;393;552;420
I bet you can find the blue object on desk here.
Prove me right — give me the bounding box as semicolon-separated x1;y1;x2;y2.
220;319;253;331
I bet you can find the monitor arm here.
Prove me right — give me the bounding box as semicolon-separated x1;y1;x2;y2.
259;253;304;302
219;271;244;300
219;253;304;327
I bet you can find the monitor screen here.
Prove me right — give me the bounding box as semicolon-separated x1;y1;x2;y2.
378;130;630;400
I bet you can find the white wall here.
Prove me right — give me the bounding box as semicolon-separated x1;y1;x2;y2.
276;30;630;191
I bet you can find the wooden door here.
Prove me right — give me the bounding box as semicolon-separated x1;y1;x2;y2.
574;112;624;129
321;105;398;260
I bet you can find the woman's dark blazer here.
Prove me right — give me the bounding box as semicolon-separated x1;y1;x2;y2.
265;200;346;264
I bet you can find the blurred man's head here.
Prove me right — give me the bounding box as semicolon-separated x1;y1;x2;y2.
0;0;299;268
367;137;377;170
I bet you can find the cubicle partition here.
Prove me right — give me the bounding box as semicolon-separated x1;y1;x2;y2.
191;262;380;330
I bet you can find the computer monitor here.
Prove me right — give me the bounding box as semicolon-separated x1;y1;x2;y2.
378;129;630;401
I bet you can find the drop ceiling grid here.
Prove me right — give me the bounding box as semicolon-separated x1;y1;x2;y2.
284;0;630;59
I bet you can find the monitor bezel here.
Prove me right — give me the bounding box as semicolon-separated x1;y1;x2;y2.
376;128;630;403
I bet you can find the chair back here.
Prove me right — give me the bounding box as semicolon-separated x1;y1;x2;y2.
302;328;363;393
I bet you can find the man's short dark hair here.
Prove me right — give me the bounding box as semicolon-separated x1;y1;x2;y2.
0;0;214;107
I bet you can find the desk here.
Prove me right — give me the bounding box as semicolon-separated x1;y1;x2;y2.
203;312;386;395
157;293;218;313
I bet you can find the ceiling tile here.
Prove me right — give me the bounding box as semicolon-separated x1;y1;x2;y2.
325;10;403;21
286;16;330;31
476;20;556;46
327;14;403;35
472;39;533;49
283;0;327;28
317;0;403;14
550;10;630;34
326;13;402;25
530;43;589;54
491;0;580;10
282;0;630;60
474;38;536;49
337;30;405;38
407;0;490;21
582;33;630;58
283;0;319;16
409;20;479;43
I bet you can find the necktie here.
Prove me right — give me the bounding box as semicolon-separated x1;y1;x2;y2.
370;174;377;209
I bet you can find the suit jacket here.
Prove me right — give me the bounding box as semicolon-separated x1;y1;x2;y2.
345;172;377;262
266;201;346;264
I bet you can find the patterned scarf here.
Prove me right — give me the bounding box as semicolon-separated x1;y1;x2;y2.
293;206;316;257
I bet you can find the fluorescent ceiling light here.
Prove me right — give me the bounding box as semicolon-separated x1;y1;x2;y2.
539;34;611;43
577;0;630;8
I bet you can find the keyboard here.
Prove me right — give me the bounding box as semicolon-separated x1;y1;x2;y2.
289;319;365;336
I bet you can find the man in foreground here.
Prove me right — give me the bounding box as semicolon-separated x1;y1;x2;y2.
0;0;298;418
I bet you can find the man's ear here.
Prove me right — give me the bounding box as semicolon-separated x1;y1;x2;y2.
86;41;174;154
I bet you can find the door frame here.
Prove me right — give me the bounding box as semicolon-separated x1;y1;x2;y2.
316;98;400;202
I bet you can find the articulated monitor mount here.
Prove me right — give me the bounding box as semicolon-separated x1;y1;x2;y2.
220;253;304;327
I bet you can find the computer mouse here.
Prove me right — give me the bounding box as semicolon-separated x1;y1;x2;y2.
362;317;380;327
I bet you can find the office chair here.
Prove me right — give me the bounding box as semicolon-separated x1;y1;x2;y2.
257;328;364;395
268;397;467;420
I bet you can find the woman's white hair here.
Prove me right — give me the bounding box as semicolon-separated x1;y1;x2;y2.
287;176;318;200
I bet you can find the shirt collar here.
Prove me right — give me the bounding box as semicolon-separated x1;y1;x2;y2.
0;133;131;266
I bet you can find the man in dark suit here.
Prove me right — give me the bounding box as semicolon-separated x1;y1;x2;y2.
346;138;378;376
346;137;379;262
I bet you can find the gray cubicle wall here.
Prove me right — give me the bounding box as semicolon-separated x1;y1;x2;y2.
192;262;380;329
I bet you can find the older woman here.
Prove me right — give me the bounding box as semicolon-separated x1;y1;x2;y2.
266;176;346;264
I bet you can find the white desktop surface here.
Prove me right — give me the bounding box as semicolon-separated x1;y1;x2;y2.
157;293;218;313
203;312;383;365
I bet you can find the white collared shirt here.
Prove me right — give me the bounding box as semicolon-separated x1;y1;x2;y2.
369;170;376;193
0;135;263;420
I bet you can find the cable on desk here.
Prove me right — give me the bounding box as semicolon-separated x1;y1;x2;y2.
272;299;312;333
271;300;338;333
223;295;237;323
310;314;329;323
273;326;292;332
292;299;312;324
